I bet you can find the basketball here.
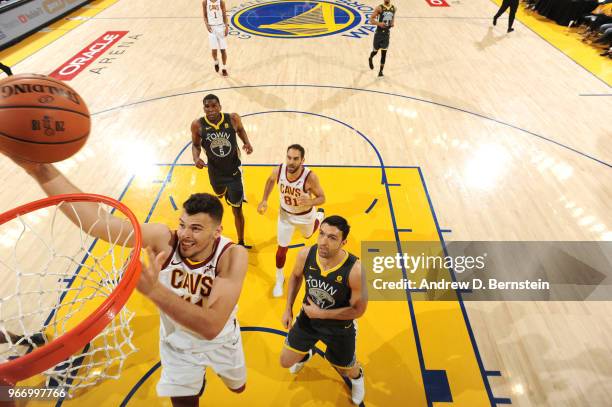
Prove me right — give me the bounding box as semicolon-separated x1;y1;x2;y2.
0;73;90;163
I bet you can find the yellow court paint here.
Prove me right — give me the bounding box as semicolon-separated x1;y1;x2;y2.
24;165;490;406
0;0;121;65
490;0;612;85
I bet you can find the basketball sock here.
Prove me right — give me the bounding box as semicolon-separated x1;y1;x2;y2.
380;50;387;66
276;246;288;268
276;268;284;282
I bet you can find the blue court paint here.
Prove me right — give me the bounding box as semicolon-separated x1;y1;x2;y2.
288;243;305;249
486;371;502;377
387;183;401;187
91;84;612;169
365;198;378;214
494;398;513;404
169;195;178;211
423;370;452;403
397;228;412;232
417;167;504;406
440;229;452;233
367;248;380;253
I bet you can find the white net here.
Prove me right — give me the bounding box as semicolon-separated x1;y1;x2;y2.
0;199;138;396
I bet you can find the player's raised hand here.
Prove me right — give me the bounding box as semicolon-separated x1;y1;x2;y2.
257;201;267;215
206;23;212;33
137;248;166;296
281;308;293;330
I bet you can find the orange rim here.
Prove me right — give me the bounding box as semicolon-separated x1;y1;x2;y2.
0;193;142;386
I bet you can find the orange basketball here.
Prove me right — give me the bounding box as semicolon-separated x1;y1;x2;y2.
0;74;90;163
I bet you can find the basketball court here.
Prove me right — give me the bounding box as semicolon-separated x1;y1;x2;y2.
0;0;611;406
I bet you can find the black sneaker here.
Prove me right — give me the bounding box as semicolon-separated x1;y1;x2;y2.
214;63;220;73
507;27;514;33
222;69;228;77
378;71;384;77
368;56;374;70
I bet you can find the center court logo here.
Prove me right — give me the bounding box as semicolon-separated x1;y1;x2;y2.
232;0;363;39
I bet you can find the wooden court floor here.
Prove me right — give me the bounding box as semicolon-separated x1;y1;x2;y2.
1;0;611;406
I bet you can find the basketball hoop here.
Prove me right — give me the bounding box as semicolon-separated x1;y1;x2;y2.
0;194;142;395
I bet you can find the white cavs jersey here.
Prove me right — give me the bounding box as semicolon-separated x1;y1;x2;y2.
277;163;314;216
206;0;224;26
158;235;237;350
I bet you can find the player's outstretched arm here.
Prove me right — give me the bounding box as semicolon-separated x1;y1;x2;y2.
303;261;368;320
230;113;253;154
10;160;172;250
140;244;248;340
282;247;309;329
258;166;280;214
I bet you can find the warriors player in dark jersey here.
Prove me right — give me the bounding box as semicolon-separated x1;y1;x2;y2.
368;0;396;77
280;216;367;405
6;159;249;406
191;94;254;248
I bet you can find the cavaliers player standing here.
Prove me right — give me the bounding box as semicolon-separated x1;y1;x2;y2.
257;144;326;297
280;216;367;405
202;0;230;76
192;94;254;248
7;153;249;406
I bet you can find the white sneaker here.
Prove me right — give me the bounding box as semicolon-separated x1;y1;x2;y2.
289;349;312;374
273;269;284;297
350;369;365;405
